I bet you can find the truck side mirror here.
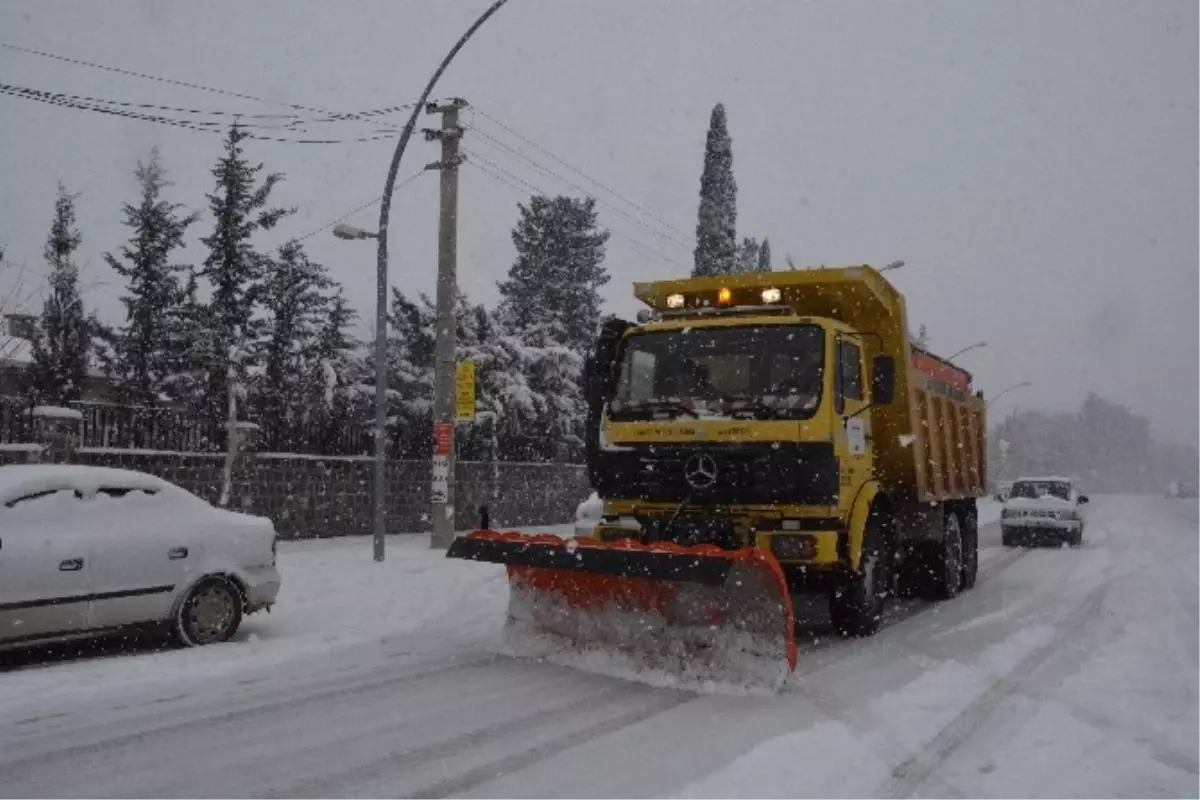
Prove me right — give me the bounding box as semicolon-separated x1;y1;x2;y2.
871;355;896;405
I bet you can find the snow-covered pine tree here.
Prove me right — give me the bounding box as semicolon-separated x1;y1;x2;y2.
105;148;198;408
253;239;337;451
736;237;761;273
306;288;358;454
197;125;293;441
498;195;611;354
693;103;738;277
384;287;437;456
498;194;609;459
27;184;91;406
758;238;772;271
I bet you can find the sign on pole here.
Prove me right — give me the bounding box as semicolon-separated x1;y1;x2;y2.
455;359;476;421
432;420;453;504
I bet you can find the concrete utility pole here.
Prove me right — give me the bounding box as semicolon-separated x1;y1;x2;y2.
425;98;466;550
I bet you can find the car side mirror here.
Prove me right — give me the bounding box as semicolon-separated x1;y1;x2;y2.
1078;495;1089;504
871;355;896;405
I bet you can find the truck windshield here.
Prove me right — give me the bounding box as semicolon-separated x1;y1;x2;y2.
609;324;824;420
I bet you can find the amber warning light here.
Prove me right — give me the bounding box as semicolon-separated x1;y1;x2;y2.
717;287;733;305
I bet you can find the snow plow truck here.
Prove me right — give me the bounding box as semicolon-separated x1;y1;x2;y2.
448;265;987;683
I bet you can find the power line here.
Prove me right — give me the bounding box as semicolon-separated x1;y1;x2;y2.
0;83;401;143
0;41;413;130
291;170;426;242
464;156;691;274
470;104;693;241
464;128;694;253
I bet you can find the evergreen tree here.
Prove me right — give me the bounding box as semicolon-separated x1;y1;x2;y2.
253;239;338;451
497;195;610;354
105;149;198;407
693;103;738;276
27;184;92;406
197;125;293;435
736;237;761;273
758;238;772;271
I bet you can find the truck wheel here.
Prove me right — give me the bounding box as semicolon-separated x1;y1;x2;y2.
931;510;963;600
830;510;889;637
958;506;979;590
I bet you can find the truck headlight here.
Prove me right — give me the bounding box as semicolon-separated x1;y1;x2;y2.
771;534;816;560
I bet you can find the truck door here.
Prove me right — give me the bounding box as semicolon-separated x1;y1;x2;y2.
834;334;871;501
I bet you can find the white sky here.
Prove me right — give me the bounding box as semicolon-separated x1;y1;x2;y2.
0;0;1195;443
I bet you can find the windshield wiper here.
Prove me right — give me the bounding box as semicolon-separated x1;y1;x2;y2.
627;399;699;419
720;395;780;420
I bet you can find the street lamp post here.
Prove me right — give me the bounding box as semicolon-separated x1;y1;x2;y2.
333;0;510;562
945;341;987;361
986;381;1032;411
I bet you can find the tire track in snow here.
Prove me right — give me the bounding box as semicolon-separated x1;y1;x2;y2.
885;582;1109;799
270;684;692;798
414;691;694;798
0;652;497;772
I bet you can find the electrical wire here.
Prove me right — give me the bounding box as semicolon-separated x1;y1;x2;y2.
0;83;401;144
470;104;693;241
291;170;426;242
464;156;691;274
0;41;413;130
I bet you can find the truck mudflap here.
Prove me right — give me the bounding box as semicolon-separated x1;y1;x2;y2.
447;531;797;687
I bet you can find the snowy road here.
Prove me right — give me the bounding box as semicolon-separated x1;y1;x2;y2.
0;496;1195;797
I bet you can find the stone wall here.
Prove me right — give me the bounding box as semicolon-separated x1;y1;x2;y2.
0;409;590;539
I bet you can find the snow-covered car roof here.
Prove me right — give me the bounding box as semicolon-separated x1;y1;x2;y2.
0;464;187;506
1013;476;1073;485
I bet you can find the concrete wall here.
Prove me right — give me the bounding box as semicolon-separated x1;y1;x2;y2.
0;411;590;539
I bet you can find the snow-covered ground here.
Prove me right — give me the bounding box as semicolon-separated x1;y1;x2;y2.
0;496;1194;797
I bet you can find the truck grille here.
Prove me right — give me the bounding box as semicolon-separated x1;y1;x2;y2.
593;442;839;506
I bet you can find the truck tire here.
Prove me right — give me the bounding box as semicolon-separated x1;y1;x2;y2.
931;509;963;600
958;506;979;590
830;509;889;637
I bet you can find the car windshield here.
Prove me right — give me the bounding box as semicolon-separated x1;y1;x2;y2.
609;324;824;420
1010;481;1072;500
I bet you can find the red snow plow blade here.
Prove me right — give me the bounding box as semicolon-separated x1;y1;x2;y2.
447;530;796;685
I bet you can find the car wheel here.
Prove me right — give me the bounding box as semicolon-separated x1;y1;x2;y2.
175;577;243;647
1068;528;1083;548
931;510;963;600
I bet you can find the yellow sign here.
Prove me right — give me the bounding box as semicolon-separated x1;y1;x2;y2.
455;360;476;421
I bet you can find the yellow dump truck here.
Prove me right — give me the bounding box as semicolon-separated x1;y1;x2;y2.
449;265;987;682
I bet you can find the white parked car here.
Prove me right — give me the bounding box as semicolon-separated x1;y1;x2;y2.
0;464;280;651
1001;476;1089;547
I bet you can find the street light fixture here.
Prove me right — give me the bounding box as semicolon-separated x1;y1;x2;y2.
332;223;379;241
945;341;987;361
987;381;1032;410
880;260;905;272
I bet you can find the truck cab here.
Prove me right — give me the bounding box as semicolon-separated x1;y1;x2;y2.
583;265;986;635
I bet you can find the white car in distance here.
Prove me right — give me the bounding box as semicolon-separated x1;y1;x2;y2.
0;464;280;652
1001;476;1089;547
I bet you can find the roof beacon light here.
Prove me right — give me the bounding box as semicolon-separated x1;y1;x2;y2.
666;293;685;309
761;287;782;304
717;287;733;305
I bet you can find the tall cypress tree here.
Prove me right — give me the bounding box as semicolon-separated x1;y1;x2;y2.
105;148;198;407
758;238;772;271
27;184;91;406
693;103;738;277
197;125;293;437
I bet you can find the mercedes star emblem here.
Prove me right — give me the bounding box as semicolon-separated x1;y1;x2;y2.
684;454;718;489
